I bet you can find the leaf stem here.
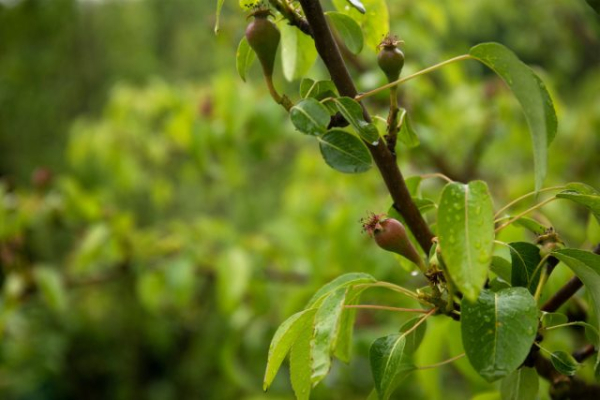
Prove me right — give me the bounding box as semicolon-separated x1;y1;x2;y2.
417;353;465;370
355;54;473;101
344;305;430;313
494;197;557;233
494;186;565;218
420;173;454;183
402;307;437;338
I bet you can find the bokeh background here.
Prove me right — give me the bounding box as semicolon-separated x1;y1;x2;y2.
1;0;599;399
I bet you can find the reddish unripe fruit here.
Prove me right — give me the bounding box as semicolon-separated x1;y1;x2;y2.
363;215;423;268
377;37;404;83
245;10;280;78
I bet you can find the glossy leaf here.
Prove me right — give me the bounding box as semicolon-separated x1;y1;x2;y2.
556;183;600;224
280;23;318;81
513;217;548;235
469;43;557;191
307;272;376;308
438;181;495;301
328;97;379;143
319;130;373;174
333;0;389;51
552;248;600;378
370;334;416;400
239;0;255;9
311;287;347;384
290;98;330;136
509;242;542;294
500;367;539;400
345;0;366;13
397;109;420;148
400;317;427;355
299;78;337;100
335;287;367;363
326;12;364;54
550;351;579;376
290;324;312;400
461;288;538;382
235;36;255;82
263;308;317;391
540;312;568;328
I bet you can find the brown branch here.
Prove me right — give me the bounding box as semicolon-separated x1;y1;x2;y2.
298;0;434;253
541;275;583;312
573;344;596;363
268;0;312;36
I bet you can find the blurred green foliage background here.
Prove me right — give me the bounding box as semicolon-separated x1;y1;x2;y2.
0;0;599;399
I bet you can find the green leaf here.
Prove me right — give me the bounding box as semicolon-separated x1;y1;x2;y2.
333;0;389;51
552;248;600;378
33;266;67;313
239;0;255;9
290;321;313;400
469;43;557;191
263;308;317;391
500;367;539;400
404;176;422;197
509;242;542;295
299;79;337;100
335;287;368;363
552;249;600;322
214;0;225;34
328;97;379;143
549;351;579;376
397;110;420;149
438;181;495;301
370;334;416;400
461;288;538;382
319;130;373;174
307;272;376;308
311;287;347;385
400;317;427;354
236;36;255;82
540;312;568;328
345;0;366;13
326;12;364;54
280;23;318;81
290;98;330;136
513;217;548;235
556;183;600;224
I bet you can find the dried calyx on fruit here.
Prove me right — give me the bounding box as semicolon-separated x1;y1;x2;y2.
362;213;425;271
246;7;280;79
377;35;405;83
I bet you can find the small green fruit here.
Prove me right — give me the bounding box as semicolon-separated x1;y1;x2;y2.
362;214;423;268
377;35;404;83
245;9;280;78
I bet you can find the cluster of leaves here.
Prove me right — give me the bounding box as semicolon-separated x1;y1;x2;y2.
224;0;600;399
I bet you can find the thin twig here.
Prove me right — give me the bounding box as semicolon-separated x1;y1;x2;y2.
420;173;454;183
494;197;557;233
417;353;465;370
494;186;565;218
355;54;472;101
344;305;430;313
